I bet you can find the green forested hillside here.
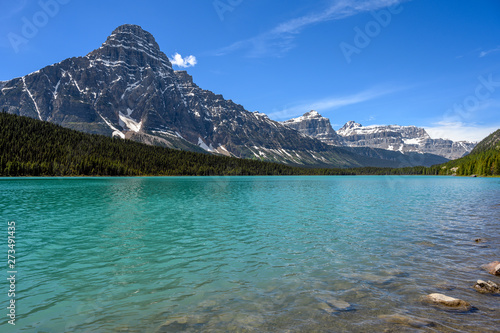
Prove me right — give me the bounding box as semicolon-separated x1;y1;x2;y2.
1;112;497;177
374;129;500;177
0;112;370;176
439;130;500;176
469;129;500;154
0;112;309;176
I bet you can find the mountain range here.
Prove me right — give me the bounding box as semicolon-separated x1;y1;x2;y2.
284;111;475;160
0;24;455;168
2;112;497;177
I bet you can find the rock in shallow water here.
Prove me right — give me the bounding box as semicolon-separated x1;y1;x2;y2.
473;280;500;294
482;261;500;276
379;314;434;328
315;294;353;314
156;315;206;332
425;293;471;311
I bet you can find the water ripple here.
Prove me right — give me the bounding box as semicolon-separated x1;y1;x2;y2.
0;176;499;332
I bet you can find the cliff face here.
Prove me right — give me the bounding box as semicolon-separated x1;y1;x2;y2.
282;111;345;146
337;121;475;160
282;113;474;160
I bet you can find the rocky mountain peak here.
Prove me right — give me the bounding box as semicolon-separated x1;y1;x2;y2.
282;110;344;146
304;110;321;118
175;70;194;85
283;110;326;124
335;120;474;159
338;121;362;135
86;24;171;70
110;24;159;47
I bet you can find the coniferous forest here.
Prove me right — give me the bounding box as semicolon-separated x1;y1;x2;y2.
0;112;498;177
437;129;500;177
0;112;307;176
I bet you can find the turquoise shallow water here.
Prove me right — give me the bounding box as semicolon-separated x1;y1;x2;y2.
1;176;499;332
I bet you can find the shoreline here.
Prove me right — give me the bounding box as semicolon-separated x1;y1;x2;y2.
0;174;460;179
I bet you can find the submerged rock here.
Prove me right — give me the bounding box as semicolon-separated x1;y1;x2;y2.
327;298;351;311
379;314;434;328
348;272;395;285
318;300;352;314
424;293;471;311
482;261;500;276
157;315;207;332
318;302;338;314
416;240;436;247
156;320;189;333
473;280;500;294
434;282;456;291
315;293;352;314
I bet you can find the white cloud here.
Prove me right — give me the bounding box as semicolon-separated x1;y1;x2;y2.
169;53;197;68
213;0;407;57
479;46;500;58
269;86;399;120
425;122;499;142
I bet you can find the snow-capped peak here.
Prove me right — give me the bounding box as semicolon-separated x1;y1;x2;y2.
304;110;321;118
337;121;362;135
283;110;324;124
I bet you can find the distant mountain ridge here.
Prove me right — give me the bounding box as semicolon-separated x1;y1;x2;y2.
283;112;476;160
282;110;344;146
0;24;448;168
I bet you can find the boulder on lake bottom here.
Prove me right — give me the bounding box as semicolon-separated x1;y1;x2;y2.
315;293;353;314
379;314;434;328
424;293;471;311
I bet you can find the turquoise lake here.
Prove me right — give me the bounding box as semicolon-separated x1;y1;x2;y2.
1;176;499;332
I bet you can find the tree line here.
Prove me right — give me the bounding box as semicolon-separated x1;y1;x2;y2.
0;112;498;177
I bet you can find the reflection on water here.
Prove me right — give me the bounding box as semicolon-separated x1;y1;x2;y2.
0;176;499;332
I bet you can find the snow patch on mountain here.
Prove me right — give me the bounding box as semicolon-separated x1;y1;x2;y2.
284;110;322;123
198;137;215;152
119;112;142;132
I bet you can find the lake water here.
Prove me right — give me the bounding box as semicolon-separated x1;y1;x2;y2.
1;176;499;332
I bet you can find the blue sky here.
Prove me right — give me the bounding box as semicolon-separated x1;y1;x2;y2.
1;0;499;141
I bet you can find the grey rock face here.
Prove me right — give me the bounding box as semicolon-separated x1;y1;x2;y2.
338;120;362;133
282;114;475;160
1;24;178;138
282;110;344;146
337;121;475;160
